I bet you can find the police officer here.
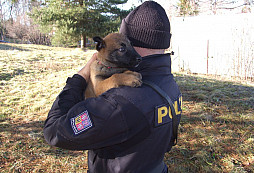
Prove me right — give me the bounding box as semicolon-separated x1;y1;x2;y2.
44;1;182;173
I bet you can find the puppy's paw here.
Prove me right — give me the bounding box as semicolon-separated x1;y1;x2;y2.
123;71;142;87
131;78;142;87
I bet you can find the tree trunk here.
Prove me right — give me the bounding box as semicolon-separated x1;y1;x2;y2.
0;29;4;40
79;0;85;48
81;34;86;48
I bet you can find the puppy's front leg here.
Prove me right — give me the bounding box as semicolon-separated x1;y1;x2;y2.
120;71;142;87
94;71;142;96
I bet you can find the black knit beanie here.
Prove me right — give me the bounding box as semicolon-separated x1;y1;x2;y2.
119;1;171;49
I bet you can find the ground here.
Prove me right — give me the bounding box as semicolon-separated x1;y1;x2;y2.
0;43;253;172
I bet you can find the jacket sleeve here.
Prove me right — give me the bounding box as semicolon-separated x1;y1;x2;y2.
43;74;150;151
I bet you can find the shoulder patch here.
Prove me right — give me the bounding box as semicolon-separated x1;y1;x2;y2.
70;110;93;135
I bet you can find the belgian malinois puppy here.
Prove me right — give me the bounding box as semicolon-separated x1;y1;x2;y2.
85;33;142;98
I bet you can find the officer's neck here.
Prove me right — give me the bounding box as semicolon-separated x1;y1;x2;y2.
134;47;165;57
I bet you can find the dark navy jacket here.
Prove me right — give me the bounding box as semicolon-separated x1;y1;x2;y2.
44;53;182;173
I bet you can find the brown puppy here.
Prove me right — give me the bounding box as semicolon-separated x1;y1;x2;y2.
85;33;142;98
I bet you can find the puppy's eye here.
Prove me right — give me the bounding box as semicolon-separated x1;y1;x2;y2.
119;47;125;52
119;43;126;52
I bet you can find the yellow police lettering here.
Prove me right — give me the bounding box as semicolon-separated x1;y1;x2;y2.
156;96;182;125
158;106;168;124
173;101;181;115
179;96;183;110
168;106;173;119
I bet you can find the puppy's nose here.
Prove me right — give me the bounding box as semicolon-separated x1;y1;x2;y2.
136;57;142;63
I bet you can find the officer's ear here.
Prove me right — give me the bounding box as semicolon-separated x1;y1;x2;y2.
93;36;106;51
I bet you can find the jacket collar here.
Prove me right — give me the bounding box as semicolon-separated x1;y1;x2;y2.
131;53;172;76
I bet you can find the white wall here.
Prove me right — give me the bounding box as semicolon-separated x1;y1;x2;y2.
170;13;254;80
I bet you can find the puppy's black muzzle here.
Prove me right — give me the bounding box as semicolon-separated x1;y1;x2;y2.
128;55;141;67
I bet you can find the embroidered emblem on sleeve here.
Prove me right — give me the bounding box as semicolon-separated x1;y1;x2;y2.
70;110;93;135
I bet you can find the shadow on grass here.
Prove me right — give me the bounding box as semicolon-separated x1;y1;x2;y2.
0;119;83;157
1;73;253;172
175;74;254;112
0;118;86;172
166;73;254;172
0;119;44;139
0;68;30;81
0;43;30;51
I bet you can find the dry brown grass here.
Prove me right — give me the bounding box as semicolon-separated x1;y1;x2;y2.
0;43;95;172
0;43;253;172
166;73;254;173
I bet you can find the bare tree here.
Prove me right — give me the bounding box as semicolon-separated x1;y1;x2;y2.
177;0;199;16
0;0;8;41
1;0;50;44
197;0;253;14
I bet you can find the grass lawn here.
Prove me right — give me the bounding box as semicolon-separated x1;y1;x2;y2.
0;43;253;172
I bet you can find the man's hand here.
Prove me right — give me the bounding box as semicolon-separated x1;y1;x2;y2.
78;53;97;81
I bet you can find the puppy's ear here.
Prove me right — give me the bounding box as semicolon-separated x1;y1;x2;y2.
93;36;105;51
